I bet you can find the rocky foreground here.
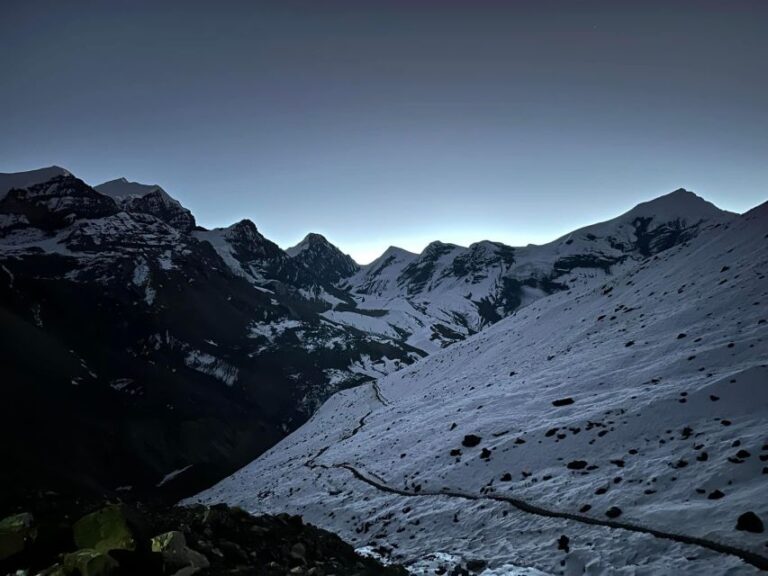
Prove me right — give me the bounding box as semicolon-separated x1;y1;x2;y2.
0;498;407;576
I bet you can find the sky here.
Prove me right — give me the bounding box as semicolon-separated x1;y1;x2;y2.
1;0;766;263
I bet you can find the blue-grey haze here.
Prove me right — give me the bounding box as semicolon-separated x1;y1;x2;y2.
1;0;766;262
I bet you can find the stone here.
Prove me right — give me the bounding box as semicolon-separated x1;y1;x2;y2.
461;435;482;448
735;512;764;533
151;530;210;570
552;398;575;407
0;512;36;561
605;506;622;519
73;505;135;553
465;558;487;572
62;549;118;576
291;542;307;562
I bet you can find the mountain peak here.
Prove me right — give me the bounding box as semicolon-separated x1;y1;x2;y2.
624;188;733;222
94;177;195;232
285;232;358;282
0;165;72;198
379;245;416;259
286;232;334;257
302;232;331;246
230;218;258;232
95;177;163;199
419;240;461;260
224;219;269;244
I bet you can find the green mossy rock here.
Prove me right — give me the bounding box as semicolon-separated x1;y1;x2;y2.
151;530;209;570
0;512;36;560
73;505;135;553
62;549;118;576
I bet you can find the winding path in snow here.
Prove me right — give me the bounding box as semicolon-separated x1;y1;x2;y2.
371;381;390;406
333;462;768;572
304;380;768;572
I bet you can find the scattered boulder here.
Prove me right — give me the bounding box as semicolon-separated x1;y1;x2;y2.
605;507;622;519
62;548;119;576
73;505;135;553
151;530;209;572
567;460;588;470
290;542;307;563
0;512;36;561
557;534;570;553
552;398;575;407
465;558;487;572
736;512;764;533
462;435;482;448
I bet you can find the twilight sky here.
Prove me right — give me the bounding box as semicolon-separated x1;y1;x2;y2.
1;1;766;263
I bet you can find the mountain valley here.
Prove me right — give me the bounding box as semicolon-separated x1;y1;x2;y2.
1;166;765;575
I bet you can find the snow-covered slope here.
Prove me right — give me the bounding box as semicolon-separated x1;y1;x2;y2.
334;189;735;352
191;201;768;575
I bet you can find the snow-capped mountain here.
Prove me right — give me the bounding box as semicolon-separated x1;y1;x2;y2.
0;165;72;198
0;165;745;515
95;177;197;232
331;189;735;351
0;169;417;503
192;199;768;575
193;219;287;282
287;233;360;284
0;172;118;231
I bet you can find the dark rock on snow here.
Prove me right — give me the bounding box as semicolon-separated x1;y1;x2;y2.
462;435;483;448
735;512;764;533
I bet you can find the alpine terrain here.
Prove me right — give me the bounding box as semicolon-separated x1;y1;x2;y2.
191;199;768;574
2;165;765;575
0;167;419;503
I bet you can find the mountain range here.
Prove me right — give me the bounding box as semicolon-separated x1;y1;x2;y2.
0;165;756;522
192;198;768;574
